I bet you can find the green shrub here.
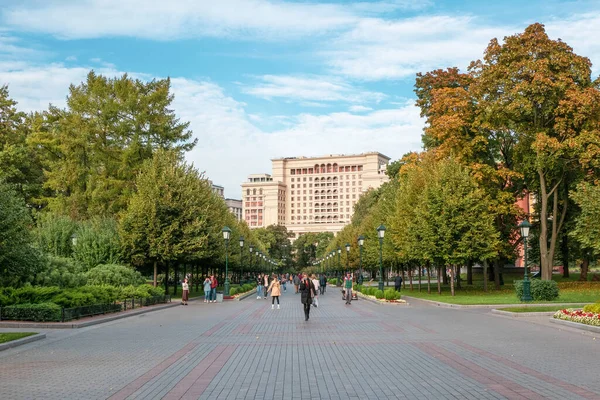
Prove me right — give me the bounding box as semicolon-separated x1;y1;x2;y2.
229;288;238;296
514;280;560;301
35;256;87;288
13;286;62;305
72;218;121;270
86;264;145;286
375;290;384;299
368;287;377;296
583;303;600;313
50;291;96;308
78;285;121;304
148;286;165;297
1;303;62;322
328;278;338;285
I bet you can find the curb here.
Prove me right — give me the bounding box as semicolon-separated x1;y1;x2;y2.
0;333;46;352
0;302;178;329
355;292;409;306
491;309;556;318
234;289;257;301
402;296;589;309
550;318;600;334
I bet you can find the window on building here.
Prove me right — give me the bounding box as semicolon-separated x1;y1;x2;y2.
291;169;295;175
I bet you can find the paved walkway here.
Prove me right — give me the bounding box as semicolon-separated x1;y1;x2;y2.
1;285;599;400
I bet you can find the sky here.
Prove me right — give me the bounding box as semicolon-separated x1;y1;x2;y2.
2;0;600;198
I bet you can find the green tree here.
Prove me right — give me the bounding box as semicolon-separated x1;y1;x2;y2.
571;182;600;257
72;218;121;270
30;71;196;219
0;182;43;286
0;86;44;207
119;150;211;286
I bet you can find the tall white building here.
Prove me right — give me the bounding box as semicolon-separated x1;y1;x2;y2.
241;152;390;238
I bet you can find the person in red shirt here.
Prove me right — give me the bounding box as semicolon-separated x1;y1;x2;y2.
210;275;218;303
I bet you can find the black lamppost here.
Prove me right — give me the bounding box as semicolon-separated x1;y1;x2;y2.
249;244;254;275
239;236;245;284
222;226;232;295
377;224;386;291
357;235;364;285
337;247;341;275
345;243;350;275
519;219;532;302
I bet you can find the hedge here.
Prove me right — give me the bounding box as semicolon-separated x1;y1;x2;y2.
583;303;600;313
514;280;559;301
1;303;62;322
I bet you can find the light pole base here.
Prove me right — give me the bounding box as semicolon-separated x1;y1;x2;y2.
521;280;532;302
378;281;384;291
358;276;363;285
224;280;230;296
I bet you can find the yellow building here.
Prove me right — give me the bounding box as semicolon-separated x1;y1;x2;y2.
241;152;390;238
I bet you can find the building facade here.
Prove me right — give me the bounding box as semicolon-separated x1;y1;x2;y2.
242;152;390;238
225;198;243;221
209;181;225;198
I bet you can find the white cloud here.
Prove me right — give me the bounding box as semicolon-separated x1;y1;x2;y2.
324;16;513;80
2;0;357;41
349;105;372;112
243;74;386;104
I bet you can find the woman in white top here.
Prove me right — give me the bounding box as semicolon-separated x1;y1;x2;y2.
311;274;320;308
181;278;189;305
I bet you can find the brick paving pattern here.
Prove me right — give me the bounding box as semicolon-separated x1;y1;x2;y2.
1;284;599;399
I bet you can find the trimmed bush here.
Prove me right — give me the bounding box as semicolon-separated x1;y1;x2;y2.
375;290;384;299
35;256;87;288
86;264;146;287
514;280;560;301
230;288;238;296
1;303;62;322
51;291;96;308
328;278;338;285
12;286;62;305
148;286;165;297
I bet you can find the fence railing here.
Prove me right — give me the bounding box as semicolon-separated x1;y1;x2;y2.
0;295;172;323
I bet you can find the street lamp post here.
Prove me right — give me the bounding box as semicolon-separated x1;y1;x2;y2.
249;245;254;275
357;235;364;285
345;243;350;276
519;219;532;302
222;226;232;296
377;224;386;291
239;236;245;284
337;247;341;276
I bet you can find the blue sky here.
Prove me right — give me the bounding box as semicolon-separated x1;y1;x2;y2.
1;0;600;197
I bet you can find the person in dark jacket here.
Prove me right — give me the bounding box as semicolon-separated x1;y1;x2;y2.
319;274;327;295
299;273;316;321
394;273;403;292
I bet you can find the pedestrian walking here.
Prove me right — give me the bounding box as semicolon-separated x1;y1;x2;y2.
282;275;287;292
210;275;218;303
343;273;353;305
267;274;281;309
293;274;300;294
181;278;189;305
394;273;403;292
299;273;316;321
256;274;263;300
319;274;326;295
311;274;320;308
203;277;212;303
263;274;269;299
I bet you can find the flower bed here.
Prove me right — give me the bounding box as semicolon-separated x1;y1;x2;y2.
356;291;407;304
553;309;600;327
226;284;256;299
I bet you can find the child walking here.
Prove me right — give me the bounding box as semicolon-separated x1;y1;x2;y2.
267;274;281;309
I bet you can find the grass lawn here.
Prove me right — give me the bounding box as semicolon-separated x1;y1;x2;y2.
499;305;588;313
0;332;36;344
402;285;600;305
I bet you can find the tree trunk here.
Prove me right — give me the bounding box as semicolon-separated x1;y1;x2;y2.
450;266;455;297
442;268;448;285
483;260;489;293
580;258;589;281
153;260;158;287
426;262;431;294
456;265;462;290
538;170;568;281
196;265;199;291
437;266;441;294
164;262;169;293
467;260;473;285
418;265;422;292
408;267;413;291
174;263;178;295
402;266;406;289
561;234;569;278
494;260;500;290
